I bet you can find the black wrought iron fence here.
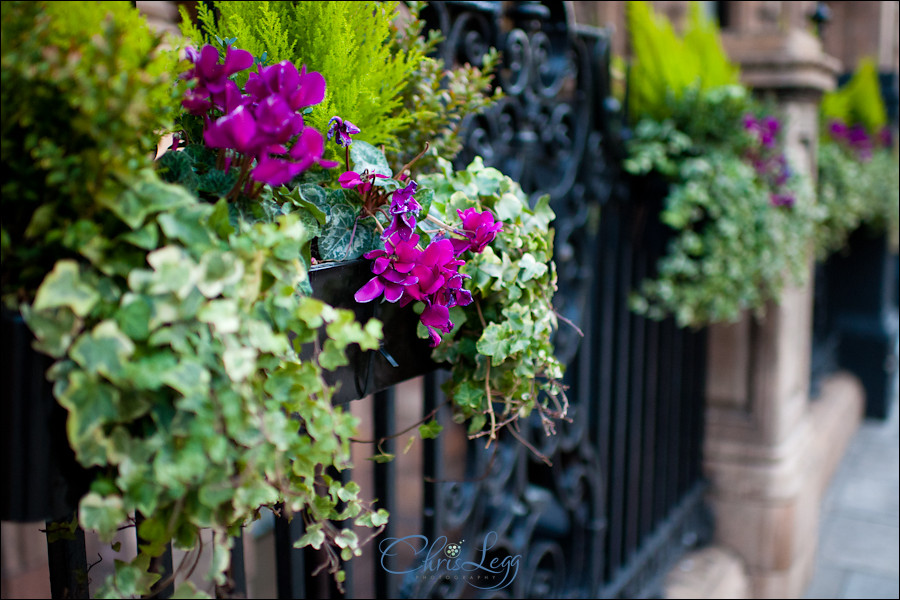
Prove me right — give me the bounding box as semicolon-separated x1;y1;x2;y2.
11;2;712;598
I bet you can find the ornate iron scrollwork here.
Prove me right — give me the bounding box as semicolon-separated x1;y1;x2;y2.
405;3;614;597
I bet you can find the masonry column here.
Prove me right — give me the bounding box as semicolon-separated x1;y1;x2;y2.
702;4;864;598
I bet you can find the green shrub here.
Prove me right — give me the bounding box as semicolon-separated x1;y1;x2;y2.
1;0;180;304
626;0;739;122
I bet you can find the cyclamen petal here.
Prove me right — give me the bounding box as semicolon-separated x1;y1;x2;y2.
251;156;303;186
292;68;326;109
339;171;364;189
384;283;405;303
204;105;257;154
355;277;385;303
223;47;254;76
420;304;451;329
372;256;390;274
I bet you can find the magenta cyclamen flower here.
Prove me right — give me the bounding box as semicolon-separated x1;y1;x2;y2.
204;105;258;155
354;234;423;304
181;45;254;115
452;208;503;254
339;171;388;194
246;61;326;111
328;116;361;147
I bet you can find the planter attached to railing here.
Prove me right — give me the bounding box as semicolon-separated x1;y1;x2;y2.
824;229;900;419
303;259;439;403
1;309;91;522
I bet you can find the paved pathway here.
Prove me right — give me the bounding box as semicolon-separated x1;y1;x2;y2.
803;382;900;599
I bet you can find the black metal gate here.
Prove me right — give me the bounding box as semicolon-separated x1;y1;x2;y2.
291;2;712;598
27;2;711;598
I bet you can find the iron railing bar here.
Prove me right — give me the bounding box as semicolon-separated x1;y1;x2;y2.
600;481;708;599
373;388;396;599
667;326;685;511
608;202;635;576
46;515;89;600
653;318;675;525
274;507;306;599
596;203;620;582
624;246;648;559
639;316;660;542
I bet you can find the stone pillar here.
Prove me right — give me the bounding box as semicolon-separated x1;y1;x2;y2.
702;18;865;600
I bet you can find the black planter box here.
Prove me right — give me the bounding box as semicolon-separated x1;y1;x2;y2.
824;229;900;419
1;310;91;522
306;259;439;404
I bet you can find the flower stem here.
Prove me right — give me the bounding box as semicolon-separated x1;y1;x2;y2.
425;214;456;233
397;142;430;180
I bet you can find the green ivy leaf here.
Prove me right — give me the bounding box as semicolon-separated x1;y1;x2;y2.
79;492;127;542
297;523;326;550
418;420;443;440
368;453;395;463
33;260;100;317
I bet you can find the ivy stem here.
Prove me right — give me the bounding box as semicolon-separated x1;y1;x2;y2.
474;298;487;329
553;310;585;337
484;358;496;448
350;399;451;444
508;424;552;467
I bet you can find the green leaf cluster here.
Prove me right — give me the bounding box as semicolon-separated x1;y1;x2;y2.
3;4;388;596
625;88;817;327
626;0;739;123
816;143;900;254
821;58;888;136
1;0;182;305
419;158;565;438
22;172;384;597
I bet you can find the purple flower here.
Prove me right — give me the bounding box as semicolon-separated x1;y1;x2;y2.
253;94;304;148
454;208;503;254
339;171;387;193
327;116;361;147
770;193;795;207
246;62;326;111
204;105;258;155
420;303;453;347
339;171;365;189
878;126;893;149
383;181;421;241
848;124;873;159
408;240;465;301
828;120;849;142
743;113;780;149
354;234;422;304
251;127;338;186
181;45;254;114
